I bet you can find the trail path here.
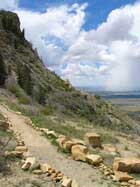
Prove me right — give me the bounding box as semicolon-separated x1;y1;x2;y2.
0;104;114;187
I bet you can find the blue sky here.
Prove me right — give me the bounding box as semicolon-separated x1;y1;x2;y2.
18;0;136;29
1;0;140;91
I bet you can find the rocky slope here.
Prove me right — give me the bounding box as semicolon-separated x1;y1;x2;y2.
0;10;140;135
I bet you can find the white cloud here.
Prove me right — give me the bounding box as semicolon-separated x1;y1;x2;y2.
0;0;18;10
1;0;140;91
16;3;87;66
60;1;140;91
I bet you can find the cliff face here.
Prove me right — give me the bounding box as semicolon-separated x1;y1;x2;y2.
0;11;21;36
0;10;139;135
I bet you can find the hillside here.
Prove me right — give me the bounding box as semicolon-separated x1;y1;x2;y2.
0;10;140;187
0;10;140;136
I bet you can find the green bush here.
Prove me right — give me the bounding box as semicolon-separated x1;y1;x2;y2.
18;97;30;105
42;105;54;115
9;84;30;105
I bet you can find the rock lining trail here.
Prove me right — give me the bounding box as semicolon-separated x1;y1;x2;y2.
0;104;114;187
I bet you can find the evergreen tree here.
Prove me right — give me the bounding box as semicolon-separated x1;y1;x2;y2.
38;86;46;105
17;64;33;95
0;54;7;86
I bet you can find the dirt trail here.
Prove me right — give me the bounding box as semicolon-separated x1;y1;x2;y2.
0;104;114;187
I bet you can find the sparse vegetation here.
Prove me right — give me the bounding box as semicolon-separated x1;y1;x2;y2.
124;145;129;151
100;132;119;144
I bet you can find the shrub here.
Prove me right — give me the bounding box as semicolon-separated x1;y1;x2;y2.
18;97;30;105
8;84;30;105
42;105;54;115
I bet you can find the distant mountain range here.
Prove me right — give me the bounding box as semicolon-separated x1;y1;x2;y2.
77;87;140;99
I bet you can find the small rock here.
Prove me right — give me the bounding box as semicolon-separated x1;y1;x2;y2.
22;157;40;171
40;163;52;173
86;154;103;166
15;111;22;115
114;171;133;182
17;140;25;146
48;168;56;174
47;130;57;138
15;146;28;153
120;181;129;186
56;136;68;149
136;180;140;187
4;151;23;158
33;169;43;175
128;180;136;185
51;173;57;180
61;176;72;187
55;176;63;182
104;171;110;176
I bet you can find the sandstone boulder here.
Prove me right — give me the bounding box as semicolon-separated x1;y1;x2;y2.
4;151;23;158
86;154;103;166
84;133;101;148
136;180;140;187
33;169;43;175
56;136;68;149
15;146;28;153
63;140;75;152
113;157;140;173
39;128;49;133
63;139;85;152
114;171;133;182
22;157;40;171
61;176;72;187
40;163;52;173
46;130;57;138
71;145;88;161
17;140;25;146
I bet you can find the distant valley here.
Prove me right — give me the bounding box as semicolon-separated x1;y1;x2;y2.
78;87;140;123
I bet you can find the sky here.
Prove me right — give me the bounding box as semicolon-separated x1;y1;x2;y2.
0;0;140;91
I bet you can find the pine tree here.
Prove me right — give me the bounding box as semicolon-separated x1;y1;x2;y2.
0;54;7;86
38;86;46;105
17;64;33;95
